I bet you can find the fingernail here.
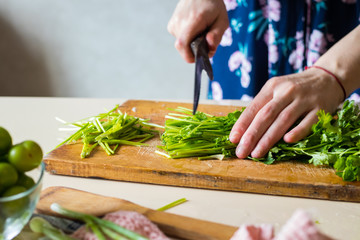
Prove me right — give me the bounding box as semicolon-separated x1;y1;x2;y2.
229;132;240;142
236;145;243;158
284;131;295;143
236;138;246;158
251;149;261;158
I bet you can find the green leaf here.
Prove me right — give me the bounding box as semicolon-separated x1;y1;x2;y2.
309;152;337;166
334;157;346;172
343;167;356;182
346;155;360;167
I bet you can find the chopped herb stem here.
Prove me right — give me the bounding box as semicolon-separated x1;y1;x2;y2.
157;198;187;211
198;154;225;160
57;106;161;158
158;107;243;160
103;139;149;146
56;123;90;148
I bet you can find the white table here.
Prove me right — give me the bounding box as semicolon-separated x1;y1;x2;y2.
1;97;359;240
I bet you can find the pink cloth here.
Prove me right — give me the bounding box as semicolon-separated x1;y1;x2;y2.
230;224;274;240
72;210;169;240
230;210;334;240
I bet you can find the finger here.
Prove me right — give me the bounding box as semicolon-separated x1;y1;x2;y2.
167;0;185;35
167;16;175;36
175;18;209;63
283;109;319;143
175;39;195;63
206;31;219;58
206;17;229;57
235;97;292;158
250;101;307;158
229;84;274;144
168;13;195;62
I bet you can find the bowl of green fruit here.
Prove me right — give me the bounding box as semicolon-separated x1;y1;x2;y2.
0;127;44;240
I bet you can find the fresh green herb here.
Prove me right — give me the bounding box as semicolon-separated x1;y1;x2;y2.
158;102;360;182
57;105;163;158
254;100;360;182
156;198;187;211
50;203;149;240
157;107;243;160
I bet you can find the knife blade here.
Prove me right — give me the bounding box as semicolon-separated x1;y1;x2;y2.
31;213;83;234
190;34;214;115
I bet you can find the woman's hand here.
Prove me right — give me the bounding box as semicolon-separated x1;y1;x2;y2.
230;25;360;159
167;0;229;63
229;68;344;159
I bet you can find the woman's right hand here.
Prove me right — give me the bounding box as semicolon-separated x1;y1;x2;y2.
167;0;229;63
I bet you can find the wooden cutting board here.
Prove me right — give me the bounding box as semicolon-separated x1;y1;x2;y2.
36;186;238;240
44;100;360;202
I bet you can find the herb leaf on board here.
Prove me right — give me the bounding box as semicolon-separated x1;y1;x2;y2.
255;100;360;181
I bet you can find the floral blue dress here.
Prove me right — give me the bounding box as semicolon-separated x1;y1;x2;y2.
208;0;360;101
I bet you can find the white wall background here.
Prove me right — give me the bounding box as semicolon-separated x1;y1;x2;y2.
0;0;208;99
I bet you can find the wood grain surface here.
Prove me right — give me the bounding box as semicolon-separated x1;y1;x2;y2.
44;100;360;202
36;186;238;240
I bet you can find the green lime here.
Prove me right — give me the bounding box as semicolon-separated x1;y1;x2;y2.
2;186;27;197
0;127;12;156
16;173;35;189
0;162;18;194
1;186;28;216
8;140;43;172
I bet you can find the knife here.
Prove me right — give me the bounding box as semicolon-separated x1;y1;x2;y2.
190;34;214;115
31;213;83;234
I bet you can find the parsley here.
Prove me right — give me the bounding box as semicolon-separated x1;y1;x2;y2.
158;101;360;182
255;100;360;182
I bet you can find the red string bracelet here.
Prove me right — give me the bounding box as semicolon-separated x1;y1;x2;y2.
305;65;346;102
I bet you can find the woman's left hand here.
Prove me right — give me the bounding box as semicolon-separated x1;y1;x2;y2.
229;68;344;159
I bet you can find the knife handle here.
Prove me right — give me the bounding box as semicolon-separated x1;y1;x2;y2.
190;34;209;59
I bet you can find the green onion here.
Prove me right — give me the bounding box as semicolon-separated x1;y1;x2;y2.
29;216;77;240
50;203;149;240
